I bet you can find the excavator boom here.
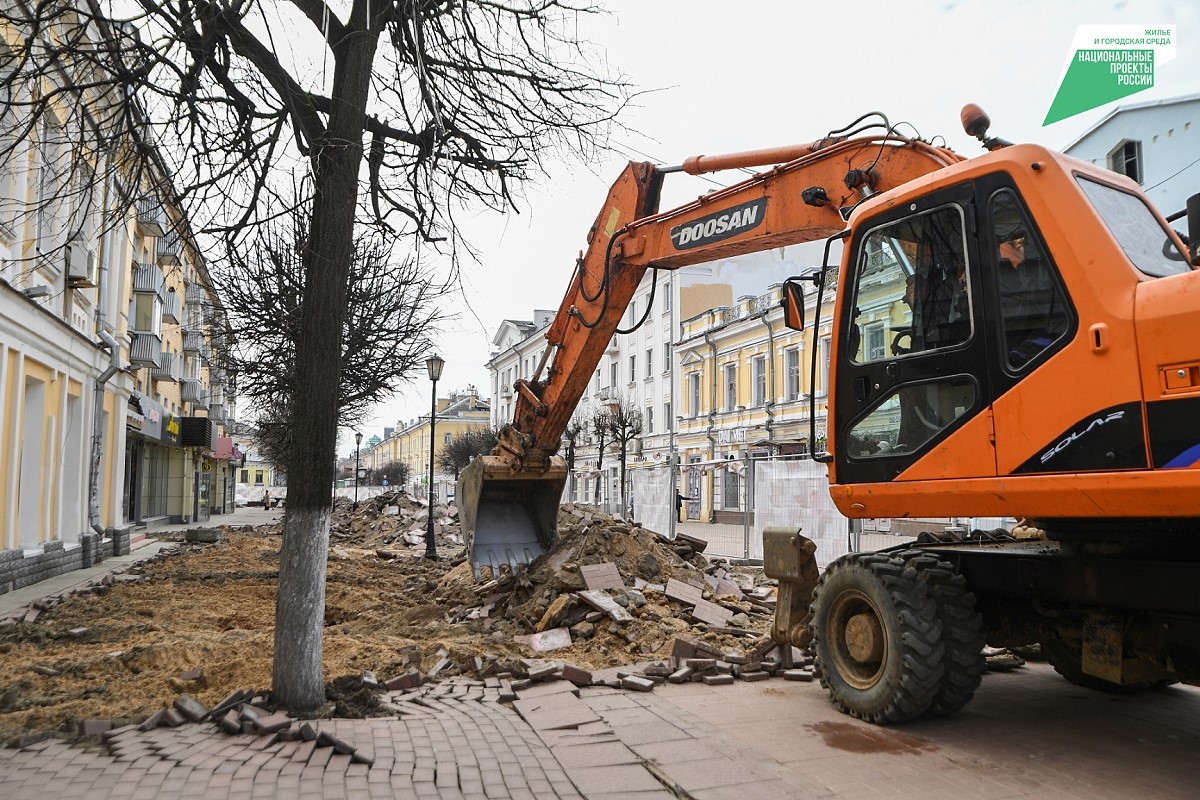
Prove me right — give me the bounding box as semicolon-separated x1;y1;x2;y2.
459;129;962;577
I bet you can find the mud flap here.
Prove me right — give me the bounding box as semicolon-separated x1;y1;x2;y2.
456;455;568;580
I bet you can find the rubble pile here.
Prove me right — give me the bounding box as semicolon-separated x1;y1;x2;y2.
328;493;465;552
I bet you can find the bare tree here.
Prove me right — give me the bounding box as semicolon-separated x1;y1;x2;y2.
218;202;443;466
605;395;642;514
0;1;630;711
365;460;410;488
437;426;498;479
562;414;584;499
589;406;610;506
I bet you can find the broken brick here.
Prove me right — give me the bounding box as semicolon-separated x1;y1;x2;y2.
217;712;241;735
253;712;293;735
161;709;186;728
580;562;624;591
620;675;655;692
173;695;209;723
77;720;112;737
383;671;422;691
138;709;166;732
702;674;734;686
560;665;593;686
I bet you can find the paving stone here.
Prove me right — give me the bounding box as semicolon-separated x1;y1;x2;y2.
173;696;209;723
621;676;656;693
581;562;624;591
739;671;770;682
702;674;734;686
781;669;814;682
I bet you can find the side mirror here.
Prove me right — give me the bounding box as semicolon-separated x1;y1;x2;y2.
781;279;807;331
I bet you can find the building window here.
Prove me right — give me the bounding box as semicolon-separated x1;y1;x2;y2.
629;354;636;384
663;343;671;373
866;325;886;361
785;347;801;401
723;469;740;510
444;432;451;445
645;407;653;433
594;369;601;394
753;356;767;406
645;348;653;378
724;363;737;410
1108;139;1142;184
609;363;617;390
255;470;264;485
663;283;672;313
664;401;672;430
240;469;249;483
819;336;832;395
688;373;700;418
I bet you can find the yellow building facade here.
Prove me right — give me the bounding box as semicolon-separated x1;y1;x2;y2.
0;11;234;590
363;389;490;500
675;280;834;523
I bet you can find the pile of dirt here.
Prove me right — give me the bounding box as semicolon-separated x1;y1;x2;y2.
328;493;465;551
0;499;775;743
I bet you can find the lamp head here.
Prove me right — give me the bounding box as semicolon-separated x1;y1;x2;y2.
355;431;363;446
426;354;445;381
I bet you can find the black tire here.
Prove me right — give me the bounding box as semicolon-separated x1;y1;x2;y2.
809;552;944;724
1042;636;1163;694
899;552;986;717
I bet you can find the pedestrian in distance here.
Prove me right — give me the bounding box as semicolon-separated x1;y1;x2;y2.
262;489;271;510
675;491;693;522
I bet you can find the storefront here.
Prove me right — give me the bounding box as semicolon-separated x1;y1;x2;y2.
124;396;183;524
208;437;243;515
181;417;218;523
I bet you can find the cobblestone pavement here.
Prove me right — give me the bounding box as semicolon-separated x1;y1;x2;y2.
3;662;1200;798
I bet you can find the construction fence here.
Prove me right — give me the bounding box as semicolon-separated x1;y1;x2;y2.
607;454;1013;568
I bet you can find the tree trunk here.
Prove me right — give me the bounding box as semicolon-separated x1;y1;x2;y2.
272;20;379;712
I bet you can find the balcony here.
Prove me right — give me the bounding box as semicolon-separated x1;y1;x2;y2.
181;379;207;409
129;332;163;369
132;262;163;295
156;232;181;266
208;403;225;423
152;352;177;382
162;289;181;324
200;344;212;365
185;283;207;306
136;197;167;238
182;330;204;353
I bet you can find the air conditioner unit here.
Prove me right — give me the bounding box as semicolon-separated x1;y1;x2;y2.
65;240;97;287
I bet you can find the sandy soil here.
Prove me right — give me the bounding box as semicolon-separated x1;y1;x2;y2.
0;502;772;743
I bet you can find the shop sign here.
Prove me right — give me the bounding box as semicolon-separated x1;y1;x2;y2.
717;428;747;445
162;414;182;447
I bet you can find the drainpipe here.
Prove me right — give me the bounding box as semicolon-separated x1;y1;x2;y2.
703;319;718;522
759;307;777;447
88;331;121;535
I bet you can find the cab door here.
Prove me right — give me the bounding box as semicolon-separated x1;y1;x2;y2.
833;182;996;485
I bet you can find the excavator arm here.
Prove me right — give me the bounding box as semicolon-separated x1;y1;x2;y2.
459;129;964;577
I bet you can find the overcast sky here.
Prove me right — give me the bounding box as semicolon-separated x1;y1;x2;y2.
352;0;1200;450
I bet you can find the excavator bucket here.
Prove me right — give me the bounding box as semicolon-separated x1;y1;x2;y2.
456;455;568;580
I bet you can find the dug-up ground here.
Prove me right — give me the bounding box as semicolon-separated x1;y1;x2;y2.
0;494;787;744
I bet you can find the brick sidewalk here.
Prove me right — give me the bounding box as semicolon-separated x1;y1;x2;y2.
3;662;1199;798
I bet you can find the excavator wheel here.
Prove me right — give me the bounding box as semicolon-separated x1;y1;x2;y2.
1042;637;1174;694
809;552;945;724
898;551;986;717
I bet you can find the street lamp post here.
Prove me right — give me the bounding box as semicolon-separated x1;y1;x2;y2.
354;432;363;509
425;354;445;560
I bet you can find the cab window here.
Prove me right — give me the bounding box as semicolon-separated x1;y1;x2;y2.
851;205;971;364
1077;176;1190;278
987;190;1071;370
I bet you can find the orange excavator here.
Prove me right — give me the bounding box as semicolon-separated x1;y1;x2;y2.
458;106;1200;723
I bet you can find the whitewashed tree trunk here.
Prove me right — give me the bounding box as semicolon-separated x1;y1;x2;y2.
273;508;331;707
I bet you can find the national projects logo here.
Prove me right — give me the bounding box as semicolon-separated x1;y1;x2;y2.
1044;25;1176;125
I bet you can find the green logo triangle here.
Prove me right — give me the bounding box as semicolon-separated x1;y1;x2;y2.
1044;49;1154;125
